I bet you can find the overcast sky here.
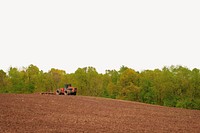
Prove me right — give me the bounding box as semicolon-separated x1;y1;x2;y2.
0;0;200;73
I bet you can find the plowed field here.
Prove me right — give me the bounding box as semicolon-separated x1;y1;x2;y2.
0;94;200;133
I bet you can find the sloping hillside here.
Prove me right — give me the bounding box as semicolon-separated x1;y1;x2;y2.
0;94;200;133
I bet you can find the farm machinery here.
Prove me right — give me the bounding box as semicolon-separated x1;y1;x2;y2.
41;84;77;95
56;84;77;95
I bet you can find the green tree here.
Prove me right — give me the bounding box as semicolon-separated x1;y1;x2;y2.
104;69;120;98
107;82;119;99
139;70;155;104
0;70;10;93
25;64;40;93
161;66;178;107
118;68;140;101
74;67;88;95
48;68;67;91
8;67;25;93
74;67;103;96
87;67;103;96
190;68;200;100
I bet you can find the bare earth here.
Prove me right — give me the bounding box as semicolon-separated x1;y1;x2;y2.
0;94;200;133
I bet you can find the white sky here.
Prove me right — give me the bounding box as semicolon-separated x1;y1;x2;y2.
0;0;200;73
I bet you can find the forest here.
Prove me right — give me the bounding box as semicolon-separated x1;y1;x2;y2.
0;64;200;110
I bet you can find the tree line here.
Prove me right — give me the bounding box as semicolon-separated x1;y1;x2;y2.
0;64;200;110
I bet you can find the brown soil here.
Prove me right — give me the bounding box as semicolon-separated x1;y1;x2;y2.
0;94;200;133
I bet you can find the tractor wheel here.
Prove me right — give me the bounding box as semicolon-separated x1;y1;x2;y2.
64;91;68;95
56;90;60;95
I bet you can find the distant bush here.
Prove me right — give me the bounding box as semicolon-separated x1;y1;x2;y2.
176;99;200;110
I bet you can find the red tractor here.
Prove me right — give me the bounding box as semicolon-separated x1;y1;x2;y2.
56;84;77;95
